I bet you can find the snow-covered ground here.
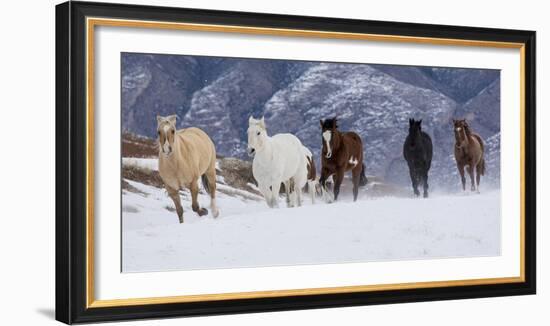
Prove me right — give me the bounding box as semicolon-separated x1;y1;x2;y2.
122;157;158;171
122;177;501;273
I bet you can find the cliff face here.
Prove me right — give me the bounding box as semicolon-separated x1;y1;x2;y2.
122;53;500;189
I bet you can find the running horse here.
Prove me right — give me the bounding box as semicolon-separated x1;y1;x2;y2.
403;119;433;198
453;119;486;192
319;117;368;202
156;115;219;223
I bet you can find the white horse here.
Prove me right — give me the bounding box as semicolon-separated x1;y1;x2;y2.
247;116;308;208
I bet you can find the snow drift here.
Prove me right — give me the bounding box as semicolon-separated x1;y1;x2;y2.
122;157;500;273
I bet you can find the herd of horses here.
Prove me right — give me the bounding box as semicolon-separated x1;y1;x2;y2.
155;114;486;223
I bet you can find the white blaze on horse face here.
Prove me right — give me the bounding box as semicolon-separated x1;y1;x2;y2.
162;124;172;154
323;130;332;158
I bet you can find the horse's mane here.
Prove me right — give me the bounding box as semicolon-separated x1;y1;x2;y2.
464;123;485;153
463;123;473;137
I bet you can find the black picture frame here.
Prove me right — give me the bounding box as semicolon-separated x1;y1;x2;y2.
56;1;536;324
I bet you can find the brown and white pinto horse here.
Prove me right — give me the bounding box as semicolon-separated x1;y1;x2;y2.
319;117;368;202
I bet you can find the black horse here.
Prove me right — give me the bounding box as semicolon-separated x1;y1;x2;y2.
403;119;433;198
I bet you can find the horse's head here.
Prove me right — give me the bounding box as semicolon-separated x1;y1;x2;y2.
247;116;267;157
453;119;468;143
156;114;177;156
320;117;340;159
408;118;423;144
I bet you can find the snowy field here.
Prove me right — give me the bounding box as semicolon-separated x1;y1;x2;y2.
122;174;501;272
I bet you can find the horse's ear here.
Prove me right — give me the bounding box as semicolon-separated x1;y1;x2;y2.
167;115;177;125
157;115;163;125
417;119;422;125
249;116;255;125
409;118;414;126
260;116;266;129
319;119;324;127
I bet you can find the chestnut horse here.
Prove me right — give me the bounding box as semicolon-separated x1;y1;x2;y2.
453;119;486;192
319;117;368;202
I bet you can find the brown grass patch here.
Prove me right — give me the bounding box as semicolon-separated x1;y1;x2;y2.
217;157;259;195
122;132;157;158
122;165;164;189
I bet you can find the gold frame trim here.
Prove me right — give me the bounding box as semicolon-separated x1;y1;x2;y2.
85;17;527;309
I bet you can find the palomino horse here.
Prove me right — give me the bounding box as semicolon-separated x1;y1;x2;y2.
453;119;486;192
319;117;368;202
403;119;433;198
247;116;308;208
157;115;219;223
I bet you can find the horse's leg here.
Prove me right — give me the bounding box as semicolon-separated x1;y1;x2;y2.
309;180;316;204
166;186;184;223
467;164;476;192
289;179;297;207
190;179;208;216
270;181;282;208
291;179;298;207
319;168;333;203
294;176;304;207
457;163;466;191
351;165;361;201
422;168;429;198
475;161;482;193
409;168;420;196
206;169;220;217
284;179;292;207
295;183;302;207
333;169;344;201
319;168;328;191
259;184;272;208
320;180;331;203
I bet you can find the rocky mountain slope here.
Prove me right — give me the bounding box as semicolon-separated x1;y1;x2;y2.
122;53;500;190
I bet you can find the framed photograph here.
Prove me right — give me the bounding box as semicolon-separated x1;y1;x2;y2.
56;1;536;324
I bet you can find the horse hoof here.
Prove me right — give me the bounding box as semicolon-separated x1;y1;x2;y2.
178;217;184;224
198;208;208;216
423;193;428;198
213;209;220;218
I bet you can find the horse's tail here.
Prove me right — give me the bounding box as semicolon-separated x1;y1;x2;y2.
359;163;368;187
201;174;211;194
479;158;486;176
